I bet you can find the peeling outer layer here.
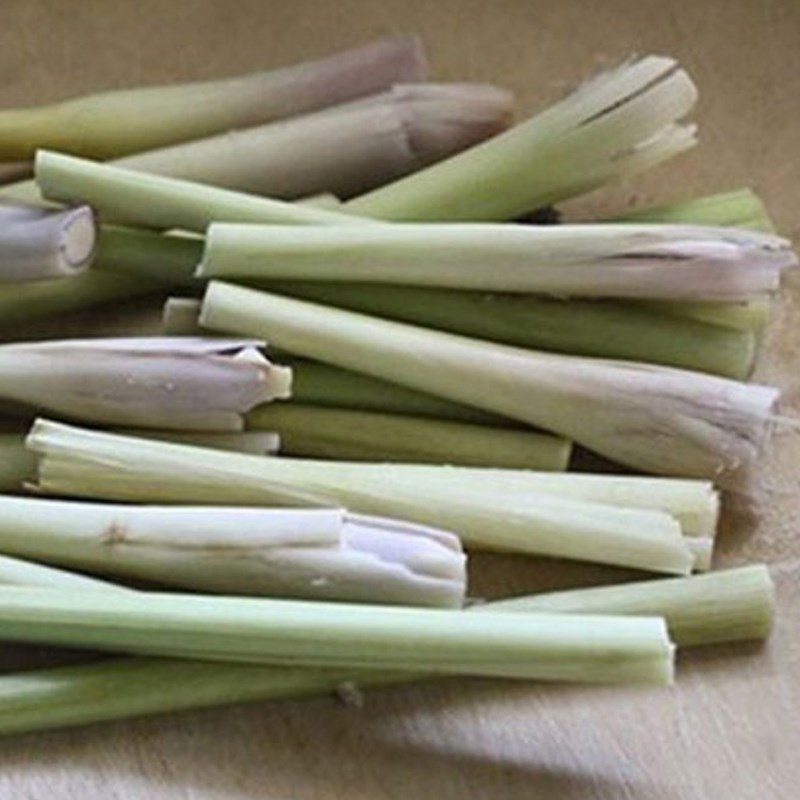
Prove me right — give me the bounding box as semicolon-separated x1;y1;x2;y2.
0;337;291;431
0;203;96;282
0;497;466;607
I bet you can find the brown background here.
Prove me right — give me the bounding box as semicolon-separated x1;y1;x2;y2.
1;0;799;797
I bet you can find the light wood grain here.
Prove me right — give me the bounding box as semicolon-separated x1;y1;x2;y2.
0;0;799;797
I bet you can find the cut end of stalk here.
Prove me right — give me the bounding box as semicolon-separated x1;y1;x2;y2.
59;205;97;270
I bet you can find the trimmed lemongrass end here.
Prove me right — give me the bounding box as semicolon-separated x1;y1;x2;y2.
0;586;675;684
247;403;571;470
198;221;795;301
0;162;32;184
298;193;342;209
615;188;776;233
26;420;694;574
492;564;775;646
0;337;291;431
114;429;280;455
199;283;780;479
345;55;698;221
638;298;772;332
34;151;363;233
0;203;96;282
163;297;203;334
114;83;513;200
254;281;756;379
0;36;427;161
0;497;466;607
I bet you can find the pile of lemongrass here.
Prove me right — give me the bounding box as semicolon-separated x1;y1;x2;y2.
0;36;789;737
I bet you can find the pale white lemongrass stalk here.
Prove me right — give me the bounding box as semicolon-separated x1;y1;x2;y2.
198;222;795;301
0;36;427;160
27;421;695;574
200;283;779;479
0;337;291;430
247;403;572;471
0;203;96;281
34;151;365;232
345;56;698;221
0;497;466;607
113;83;513;199
0;565;772;735
0;585;675;683
0;552;120;589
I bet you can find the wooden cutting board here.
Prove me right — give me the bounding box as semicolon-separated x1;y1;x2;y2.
0;0;798;797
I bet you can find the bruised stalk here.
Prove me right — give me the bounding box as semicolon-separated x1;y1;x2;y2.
0;337;290;430
200;283;780;480
0;496;466;607
0;36;427;160
0;203;96;282
198;221;795;301
27;421;697;574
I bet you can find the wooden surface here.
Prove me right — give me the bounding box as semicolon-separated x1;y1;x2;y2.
1;0;799;797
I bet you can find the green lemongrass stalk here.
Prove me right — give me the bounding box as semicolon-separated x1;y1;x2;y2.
35;151;365;233
113;83;513;200
0;337;291;431
0;270;161;329
0;553;119;589
247;404;571;470
0;585;675;683
198;222;794;301
638;298;771;332
0;37;426;160
28;420;695;574
613;188;775;232
0;497;466;607
245;283;755;379
0;203;96;282
163;298;511;425
0;162;32;184
200;283;780;479
344;56;697;221
0;565;772;735
0;429;278;492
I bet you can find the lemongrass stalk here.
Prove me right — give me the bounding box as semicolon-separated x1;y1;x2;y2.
0;428;278;492
0;565;772;735
0;497;466;607
0;203;96;282
162;297;205;334
298;193;342;209
113;83;513;199
0;553;120;590
614;188;775;232
638;298;771;332
201;283;779;479
0;585;674;683
0;37;426;161
34;151;364;232
114;429;280;455
684;537;713;571
345;56;697;221
247;404;571;470
493;564;774;645
28;420;695;574
287;359;509;426
251;282;756;379
0;337;290;430
199;222;794;301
